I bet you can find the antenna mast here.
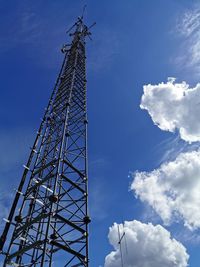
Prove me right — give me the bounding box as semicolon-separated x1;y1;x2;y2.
118;225;124;267
117;222;128;267
0;16;93;267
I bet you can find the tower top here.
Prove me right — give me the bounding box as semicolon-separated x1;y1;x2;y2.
66;10;96;41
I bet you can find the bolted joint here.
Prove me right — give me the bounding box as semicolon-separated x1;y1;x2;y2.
49;195;58;203
66;132;70;137
15;215;23;223
50;233;58;240
84;232;88;237
83;216;91;224
42;208;48;213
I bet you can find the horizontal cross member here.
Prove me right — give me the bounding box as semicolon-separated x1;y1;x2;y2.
7;240;45;261
26;173;56;195
50;240;85;260
33;159;58;177
15;213;50;236
54;213;85;234
62;159;84;177
61;174;85;193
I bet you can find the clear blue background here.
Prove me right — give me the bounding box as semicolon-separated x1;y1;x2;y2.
0;1;199;266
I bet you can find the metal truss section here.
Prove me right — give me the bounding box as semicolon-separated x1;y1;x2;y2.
0;17;92;267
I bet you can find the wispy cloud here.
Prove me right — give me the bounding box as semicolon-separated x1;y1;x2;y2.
0;2;71;68
176;8;200;37
90;178;108;221
0;127;34;225
88;28;120;72
138;202;161;225
0;2;119;71
175;6;200;77
153;136;186;166
156;135;200;166
0;191;13;231
89;157;111;221
0;128;34;177
174;226;200;246
0;9;42;52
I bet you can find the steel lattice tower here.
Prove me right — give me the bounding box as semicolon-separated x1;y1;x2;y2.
0;16;92;267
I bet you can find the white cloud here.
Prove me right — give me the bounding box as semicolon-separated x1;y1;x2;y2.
141;78;200;142
131;149;200;230
104;220;189;267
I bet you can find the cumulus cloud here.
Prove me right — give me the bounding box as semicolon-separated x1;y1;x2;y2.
104;220;189;267
131;149;200;230
141;78;200;142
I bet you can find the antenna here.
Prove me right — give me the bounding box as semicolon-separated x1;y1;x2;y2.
66;22;77;34
118;225;124;267
121;218;128;255
88;22;96;30
65;14;96;41
81;4;87;19
118;222;128;267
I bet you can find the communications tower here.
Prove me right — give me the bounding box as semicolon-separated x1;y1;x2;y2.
0;16;93;266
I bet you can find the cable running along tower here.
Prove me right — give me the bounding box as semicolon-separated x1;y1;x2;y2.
0;16;93;267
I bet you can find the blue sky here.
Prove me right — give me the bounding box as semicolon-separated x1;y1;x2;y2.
1;0;200;266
